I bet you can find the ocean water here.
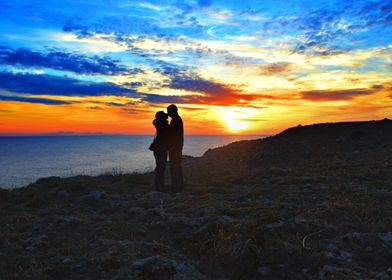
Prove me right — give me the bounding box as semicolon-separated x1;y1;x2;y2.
0;135;264;189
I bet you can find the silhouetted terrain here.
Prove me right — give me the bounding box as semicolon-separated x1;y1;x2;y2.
1;119;392;279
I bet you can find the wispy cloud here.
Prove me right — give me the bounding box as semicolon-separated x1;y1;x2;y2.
0;109;13;113
301;87;381;101
258;62;292;75
287;1;392;55
0;95;72;105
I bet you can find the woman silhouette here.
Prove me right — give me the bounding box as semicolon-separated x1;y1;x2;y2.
149;111;170;192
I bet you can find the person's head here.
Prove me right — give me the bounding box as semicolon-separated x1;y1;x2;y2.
167;104;178;118
155;111;168;122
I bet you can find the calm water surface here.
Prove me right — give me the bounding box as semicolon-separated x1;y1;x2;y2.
0;135;264;188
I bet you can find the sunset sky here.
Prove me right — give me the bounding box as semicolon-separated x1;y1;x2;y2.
0;0;391;135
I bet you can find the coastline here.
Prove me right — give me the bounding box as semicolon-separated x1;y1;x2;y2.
0;135;263;189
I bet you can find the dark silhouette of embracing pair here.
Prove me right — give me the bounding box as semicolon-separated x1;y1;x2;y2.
149;104;183;193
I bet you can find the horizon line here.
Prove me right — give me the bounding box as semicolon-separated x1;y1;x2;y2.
0;133;271;137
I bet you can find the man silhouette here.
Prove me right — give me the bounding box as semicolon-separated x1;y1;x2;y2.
167;104;184;193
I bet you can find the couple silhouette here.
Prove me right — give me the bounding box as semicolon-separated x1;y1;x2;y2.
149;104;184;193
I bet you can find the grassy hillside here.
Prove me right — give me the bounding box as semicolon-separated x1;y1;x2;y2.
1;119;391;279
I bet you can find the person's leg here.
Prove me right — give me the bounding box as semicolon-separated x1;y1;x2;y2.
169;147;183;193
154;151;167;191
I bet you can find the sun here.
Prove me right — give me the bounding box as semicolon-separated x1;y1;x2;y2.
225;119;249;132
219;106;255;133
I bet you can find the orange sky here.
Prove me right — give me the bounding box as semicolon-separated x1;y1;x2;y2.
1;85;391;135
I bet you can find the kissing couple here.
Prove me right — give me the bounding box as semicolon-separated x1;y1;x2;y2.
149;104;184;193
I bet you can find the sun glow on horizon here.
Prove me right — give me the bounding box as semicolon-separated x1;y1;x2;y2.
219;107;257;133
225;119;249;132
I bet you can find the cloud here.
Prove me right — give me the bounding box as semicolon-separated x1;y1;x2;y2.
0;46;137;75
87;106;103;110
371;84;384;90
0;71;139;97
165;73;260;106
268;1;392;56
121;108;152;115
0;95;72;105
63;16;160;38
106;102;125;107
140;66;279;106
144;80;261;106
169;74;239;96
259;62;292;75
301;88;380;101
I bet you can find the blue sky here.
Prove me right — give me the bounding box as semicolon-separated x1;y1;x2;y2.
0;0;391;134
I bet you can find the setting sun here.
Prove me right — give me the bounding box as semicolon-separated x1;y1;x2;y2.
225;119;249;132
219;107;257;133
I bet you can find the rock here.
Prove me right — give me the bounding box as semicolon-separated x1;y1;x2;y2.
175;261;205;280
127;207;144;217
26;235;49;248
149;220;167;229
81;190;105;201
57;190;70;197
132;255;176;279
132;255;205;280
147;191;171;201
261;220;285;230
338;250;352;261
198;204;229;216
202;215;234;226
376;268;392;280
319;265;362;280
256;266;271;276
112;270;142;280
217;215;234;224
210;193;246;202
168;216;204;228
146;208;164;218
381;232;392;243
323;251;335;259
107;198;121;208
60;215;83;224
132;255;157;268
63;257;72;265
70;259;89;269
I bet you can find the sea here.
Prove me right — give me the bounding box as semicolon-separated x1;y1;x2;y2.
0;135;264;189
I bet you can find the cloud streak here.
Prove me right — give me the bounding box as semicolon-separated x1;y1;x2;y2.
0;71;139;97
0;46;137;75
0;95;72;105
301;87;381;101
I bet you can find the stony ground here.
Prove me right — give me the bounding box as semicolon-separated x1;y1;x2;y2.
1;119;392;279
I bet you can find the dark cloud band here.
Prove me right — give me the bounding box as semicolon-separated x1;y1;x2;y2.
0;46;138;75
0;95;72;105
0;71;138;97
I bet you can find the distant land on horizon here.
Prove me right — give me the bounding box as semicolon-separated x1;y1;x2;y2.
0;132;269;137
